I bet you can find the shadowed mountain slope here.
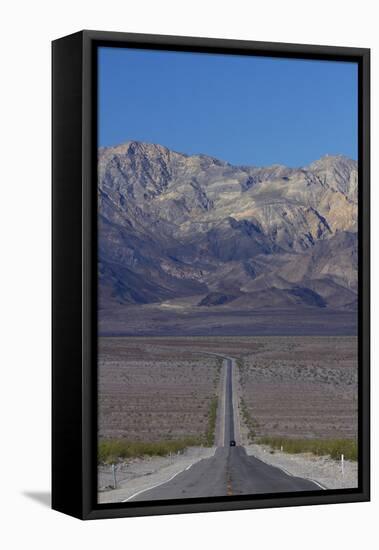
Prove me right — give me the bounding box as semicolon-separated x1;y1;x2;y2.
98;141;358;335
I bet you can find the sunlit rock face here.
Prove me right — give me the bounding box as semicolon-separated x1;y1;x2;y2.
98;141;358;312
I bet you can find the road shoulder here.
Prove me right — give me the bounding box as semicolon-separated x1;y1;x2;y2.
98;446;216;504
245;443;358;489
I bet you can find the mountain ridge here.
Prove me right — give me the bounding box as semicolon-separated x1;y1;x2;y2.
98;141;358;335
100;139;355;170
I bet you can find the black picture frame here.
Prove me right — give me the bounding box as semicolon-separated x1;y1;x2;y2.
52;30;370;520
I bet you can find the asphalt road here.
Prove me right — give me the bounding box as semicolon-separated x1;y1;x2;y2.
133;446;320;501
224;358;234;446
129;356;322;501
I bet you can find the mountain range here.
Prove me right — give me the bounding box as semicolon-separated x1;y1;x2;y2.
98;141;358;335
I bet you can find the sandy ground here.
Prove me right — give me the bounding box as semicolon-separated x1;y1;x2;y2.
98;338;221;442
98;441;357;505
246;444;358;489
98;446;216;504
237;337;358;442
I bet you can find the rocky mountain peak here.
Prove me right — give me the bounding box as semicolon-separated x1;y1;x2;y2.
308;153;356;170
307;154;358;197
98;141;358;326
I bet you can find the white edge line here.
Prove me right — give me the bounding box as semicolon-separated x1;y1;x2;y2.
250;454;327;490
307;479;327;490
273;463;327;490
122;465;193;502
122;448;217;502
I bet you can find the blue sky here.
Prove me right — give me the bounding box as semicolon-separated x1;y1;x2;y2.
98;47;358;167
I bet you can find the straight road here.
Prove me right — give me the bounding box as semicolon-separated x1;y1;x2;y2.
132;446;320;501
224;358;235;446
127;356;323;501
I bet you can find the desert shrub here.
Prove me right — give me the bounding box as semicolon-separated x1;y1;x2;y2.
98;436;203;464
240;397;259;442
205;396;218;446
257;437;357;461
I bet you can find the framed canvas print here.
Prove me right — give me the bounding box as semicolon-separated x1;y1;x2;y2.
52;30;370;520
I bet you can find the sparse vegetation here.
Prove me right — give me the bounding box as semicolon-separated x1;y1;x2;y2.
205;396;219;446
237;336;358;442
98;338;221;444
98;437;203;464
99;336;358;464
238;359;260;442
257;437;358;461
239;397;259;442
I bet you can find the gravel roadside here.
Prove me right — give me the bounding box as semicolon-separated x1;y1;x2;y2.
245;444;358;489
98;446;216;504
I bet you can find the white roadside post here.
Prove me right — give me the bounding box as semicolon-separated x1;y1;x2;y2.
341;454;345;477
112;463;117;489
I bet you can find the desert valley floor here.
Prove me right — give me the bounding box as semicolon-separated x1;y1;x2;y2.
98;336;358;501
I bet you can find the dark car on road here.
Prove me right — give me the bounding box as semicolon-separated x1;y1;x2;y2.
230;440;236;447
